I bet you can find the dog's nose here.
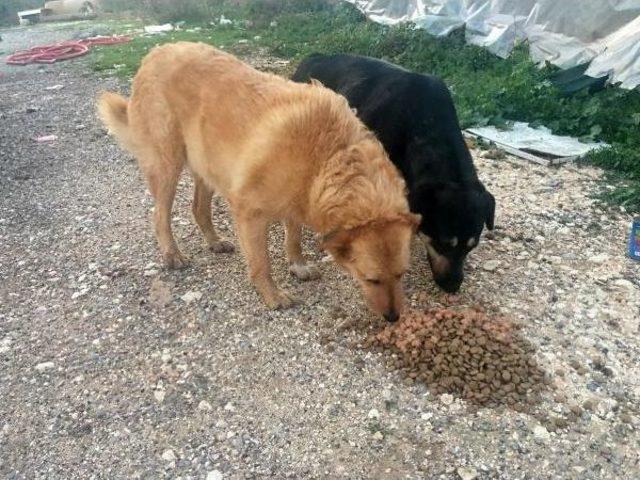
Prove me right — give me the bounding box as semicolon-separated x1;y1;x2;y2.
384;310;399;323
435;273;463;293
439;279;461;293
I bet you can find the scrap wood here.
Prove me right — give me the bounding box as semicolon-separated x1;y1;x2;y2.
6;36;131;66
463;132;571;167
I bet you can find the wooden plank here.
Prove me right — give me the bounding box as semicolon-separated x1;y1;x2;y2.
463;131;579;166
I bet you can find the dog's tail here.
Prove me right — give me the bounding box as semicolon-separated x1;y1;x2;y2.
97;92;135;151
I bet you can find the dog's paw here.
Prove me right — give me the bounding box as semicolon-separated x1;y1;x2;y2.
163;251;189;269
289;262;321;281
264;289;297;310
208;239;235;254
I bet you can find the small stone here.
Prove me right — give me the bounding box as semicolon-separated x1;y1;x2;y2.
483;260;501;272
198;400;213;411
483;147;506;160
382;389;397;409
589;254;609;264
207;470;223;480
440;393;454;406
553;417;569;429
619;413;633;424
367;408;380;419
161;449;176;462
0;338;11;354
533;424;550;441
71;289;88;300
154;390;166;403
161;352;172;363
224;402;235;412
586;380;600;392
35;361;55;372
372;431;384;440
457;466;479;480
569;404;583;416
35;135;58;143
181;290;202;304
613;279;634;290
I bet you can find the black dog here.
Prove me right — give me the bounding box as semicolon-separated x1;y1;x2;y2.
292;54;495;293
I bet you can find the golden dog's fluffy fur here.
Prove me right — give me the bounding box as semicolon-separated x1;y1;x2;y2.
98;42;418;318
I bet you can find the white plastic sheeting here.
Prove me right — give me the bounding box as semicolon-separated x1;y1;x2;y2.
467;122;608;159
346;0;640;89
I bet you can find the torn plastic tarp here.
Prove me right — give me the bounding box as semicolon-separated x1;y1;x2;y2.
345;1;640;89
466;122;608;164
143;24;174;34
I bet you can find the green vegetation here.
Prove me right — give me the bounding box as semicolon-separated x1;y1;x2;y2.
92;27;249;78
91;0;640;211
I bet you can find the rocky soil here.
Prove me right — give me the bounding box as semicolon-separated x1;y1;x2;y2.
1;22;639;480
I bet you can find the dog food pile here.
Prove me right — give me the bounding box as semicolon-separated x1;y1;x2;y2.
364;307;549;406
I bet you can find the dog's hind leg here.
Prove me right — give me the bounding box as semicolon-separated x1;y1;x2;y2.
235;210;296;309
192;175;235;254
139;146;188;269
285;219;320;281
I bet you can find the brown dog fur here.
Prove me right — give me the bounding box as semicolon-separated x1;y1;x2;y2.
97;42;419;317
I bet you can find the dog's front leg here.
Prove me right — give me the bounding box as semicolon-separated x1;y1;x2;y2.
284;219;320;281
235;211;296;309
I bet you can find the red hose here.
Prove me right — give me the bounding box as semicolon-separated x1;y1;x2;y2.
6;35;131;66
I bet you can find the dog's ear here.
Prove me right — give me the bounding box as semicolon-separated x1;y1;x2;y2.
407;182;434;229
321;229;354;262
483;190;496;230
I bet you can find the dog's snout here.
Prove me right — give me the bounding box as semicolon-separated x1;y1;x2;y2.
384;309;400;323
435;273;463;293
439;279;461;293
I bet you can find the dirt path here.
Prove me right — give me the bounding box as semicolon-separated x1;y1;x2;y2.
1;23;639;480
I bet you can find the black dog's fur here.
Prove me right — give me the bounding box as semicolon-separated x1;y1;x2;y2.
292;54;495;293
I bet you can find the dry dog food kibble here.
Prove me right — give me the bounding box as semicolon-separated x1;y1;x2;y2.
364;307;549;406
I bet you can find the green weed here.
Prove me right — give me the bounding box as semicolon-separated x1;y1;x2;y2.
91;26;247;78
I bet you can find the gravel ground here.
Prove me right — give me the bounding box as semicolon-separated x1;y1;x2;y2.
1;23;639;480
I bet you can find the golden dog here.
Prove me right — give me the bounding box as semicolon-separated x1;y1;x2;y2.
98;42;419;320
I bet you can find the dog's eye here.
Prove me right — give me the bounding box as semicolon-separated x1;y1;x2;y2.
366;279;381;285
